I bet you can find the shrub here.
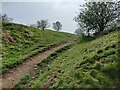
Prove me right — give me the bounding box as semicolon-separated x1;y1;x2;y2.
14;75;31;89
101;62;118;78
95;74;113;88
38;63;44;68
50;52;57;58
20;75;30;84
78;34;95;43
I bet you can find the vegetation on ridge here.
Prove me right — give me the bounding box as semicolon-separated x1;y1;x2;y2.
30;29;119;88
2;22;78;73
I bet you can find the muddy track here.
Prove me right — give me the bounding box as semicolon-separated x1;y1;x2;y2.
2;40;76;89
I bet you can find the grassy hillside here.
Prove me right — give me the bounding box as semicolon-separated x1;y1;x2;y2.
2;22;78;73
31;29;119;88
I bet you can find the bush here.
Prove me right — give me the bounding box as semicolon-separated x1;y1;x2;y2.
14;75;31;89
95;74;113;88
78;34;95;43
101;62;118;78
50;52;57;58
20;75;30;84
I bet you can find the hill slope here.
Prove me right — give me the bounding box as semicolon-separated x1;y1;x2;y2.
31;29;119;88
2;22;78;73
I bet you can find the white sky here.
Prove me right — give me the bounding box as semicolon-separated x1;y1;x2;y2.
2;0;84;2
1;0;117;33
2;1;85;33
1;0;116;2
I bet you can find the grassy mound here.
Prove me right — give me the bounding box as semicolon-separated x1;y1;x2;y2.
31;29;119;88
2;22;78;73
50;29;119;88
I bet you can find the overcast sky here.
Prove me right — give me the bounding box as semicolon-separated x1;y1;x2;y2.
2;1;86;33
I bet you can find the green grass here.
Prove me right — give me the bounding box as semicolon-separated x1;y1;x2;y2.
2;22;78;73
13;45;72;89
31;29;119;88
13;74;32;89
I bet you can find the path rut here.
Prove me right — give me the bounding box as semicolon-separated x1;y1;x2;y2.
2;41;76;89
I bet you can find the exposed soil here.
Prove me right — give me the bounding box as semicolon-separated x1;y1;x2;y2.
2;40;76;89
2;33;15;44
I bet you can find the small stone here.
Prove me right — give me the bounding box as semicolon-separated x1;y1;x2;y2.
32;77;35;79
34;65;38;67
34;68;37;70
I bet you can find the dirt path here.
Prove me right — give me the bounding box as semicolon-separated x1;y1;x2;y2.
2;41;76;89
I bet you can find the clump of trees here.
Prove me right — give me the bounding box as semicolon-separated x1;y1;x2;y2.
30;20;62;31
53;21;62;32
74;1;119;37
1;14;63;32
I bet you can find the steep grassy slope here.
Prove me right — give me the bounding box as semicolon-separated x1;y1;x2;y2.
2;22;78;73
31;29;119;88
